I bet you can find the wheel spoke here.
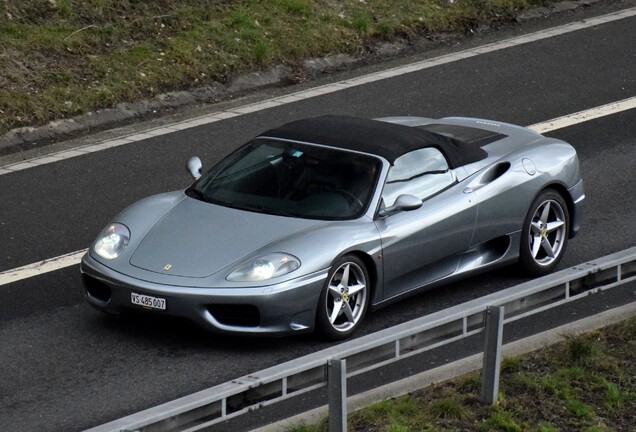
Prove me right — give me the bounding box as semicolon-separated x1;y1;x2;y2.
329;300;343;324
328;283;342;299
340;264;350;287
342;302;355;323
531;233;542;258
539;202;551;224
347;282;365;296
545;220;564;233
541;236;556;258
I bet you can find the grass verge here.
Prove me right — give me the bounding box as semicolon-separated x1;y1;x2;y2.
0;0;556;135
287;317;636;431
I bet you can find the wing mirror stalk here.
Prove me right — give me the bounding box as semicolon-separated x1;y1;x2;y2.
187;156;203;180
378;194;422;217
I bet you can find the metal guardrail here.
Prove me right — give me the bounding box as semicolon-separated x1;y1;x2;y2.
88;246;636;432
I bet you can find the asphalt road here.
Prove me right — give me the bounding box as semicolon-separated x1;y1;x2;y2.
1;3;635;431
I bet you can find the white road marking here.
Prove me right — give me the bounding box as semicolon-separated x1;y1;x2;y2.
1;8;636;286
0;250;87;286
0;6;635;176
528;96;636;133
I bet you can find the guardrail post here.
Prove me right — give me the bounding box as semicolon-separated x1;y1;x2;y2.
328;358;347;432
480;305;504;405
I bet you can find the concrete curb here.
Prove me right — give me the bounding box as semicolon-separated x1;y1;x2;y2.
0;0;604;156
252;301;636;432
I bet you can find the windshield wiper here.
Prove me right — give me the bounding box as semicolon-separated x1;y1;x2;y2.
186;187;207;201
229;202;299;218
229;202;267;213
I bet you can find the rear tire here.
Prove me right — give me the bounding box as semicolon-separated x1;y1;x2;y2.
316;255;370;341
519;190;570;276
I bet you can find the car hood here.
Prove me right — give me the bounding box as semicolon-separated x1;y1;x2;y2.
129;197;322;278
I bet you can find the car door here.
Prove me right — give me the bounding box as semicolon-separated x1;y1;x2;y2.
374;148;478;301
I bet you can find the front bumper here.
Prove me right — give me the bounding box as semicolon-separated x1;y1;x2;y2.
80;253;328;336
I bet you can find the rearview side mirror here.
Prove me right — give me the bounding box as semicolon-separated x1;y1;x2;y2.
186;156;202;180
378;194;422;217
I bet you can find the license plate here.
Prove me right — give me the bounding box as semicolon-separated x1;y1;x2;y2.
131;292;166;310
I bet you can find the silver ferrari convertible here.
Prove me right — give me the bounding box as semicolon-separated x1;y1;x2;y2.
81;115;584;340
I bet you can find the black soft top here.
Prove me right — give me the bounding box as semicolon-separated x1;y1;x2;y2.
260;115;487;167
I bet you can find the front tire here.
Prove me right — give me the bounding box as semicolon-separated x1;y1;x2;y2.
519;190;570;276
316;255;370;341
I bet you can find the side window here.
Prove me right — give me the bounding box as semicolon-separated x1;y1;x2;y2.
382;147;454;207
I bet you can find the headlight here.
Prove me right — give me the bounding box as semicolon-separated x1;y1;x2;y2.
227;253;300;282
93;223;130;260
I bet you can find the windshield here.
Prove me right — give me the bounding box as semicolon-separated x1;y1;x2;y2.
187;138;382;220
